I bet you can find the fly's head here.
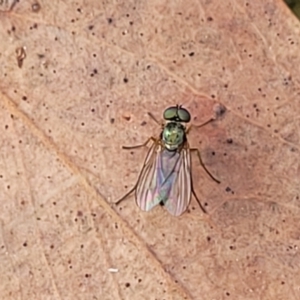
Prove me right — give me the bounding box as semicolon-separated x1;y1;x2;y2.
163;105;191;123
162;122;186;151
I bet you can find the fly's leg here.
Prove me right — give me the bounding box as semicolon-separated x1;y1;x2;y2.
122;136;157;150
189;147;220;213
186;118;215;134
115;137;158;205
190;182;207;213
115;182;138;205
190;148;220;184
187;117;220;182
147;112;163;126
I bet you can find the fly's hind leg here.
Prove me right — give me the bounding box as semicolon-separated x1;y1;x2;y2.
190;148;220;184
190;183;207;213
115;137;158;205
115;182;138;205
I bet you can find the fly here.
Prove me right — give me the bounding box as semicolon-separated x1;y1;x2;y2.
115;105;220;216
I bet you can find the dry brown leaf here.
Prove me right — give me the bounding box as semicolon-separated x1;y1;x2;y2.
1;0;300;299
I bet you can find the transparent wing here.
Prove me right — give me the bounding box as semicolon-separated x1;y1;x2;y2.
163;147;192;216
136;143;192;216
135;142;164;211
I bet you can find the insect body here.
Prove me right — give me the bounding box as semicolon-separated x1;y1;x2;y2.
116;105;220;216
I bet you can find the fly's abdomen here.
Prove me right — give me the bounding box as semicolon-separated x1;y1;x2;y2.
155;150;180;203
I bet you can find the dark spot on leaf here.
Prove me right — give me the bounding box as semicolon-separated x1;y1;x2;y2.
32;3;41;12
122;115;131;121
214;103;226;117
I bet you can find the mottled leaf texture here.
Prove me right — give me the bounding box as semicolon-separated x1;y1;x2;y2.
0;1;300;299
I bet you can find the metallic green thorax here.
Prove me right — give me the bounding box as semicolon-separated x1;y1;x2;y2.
162;122;186;151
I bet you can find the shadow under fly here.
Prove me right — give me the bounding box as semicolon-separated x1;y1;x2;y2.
115;105;220;216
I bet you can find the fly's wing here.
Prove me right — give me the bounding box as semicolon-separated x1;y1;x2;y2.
135;142;165;211
163;147;192;216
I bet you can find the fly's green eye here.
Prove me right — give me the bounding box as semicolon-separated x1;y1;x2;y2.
177;107;191;122
163;105;191;123
163;106;178;120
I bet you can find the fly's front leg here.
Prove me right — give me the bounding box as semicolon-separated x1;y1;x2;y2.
190;148;220;184
147;112;164;127
186;118;215;134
